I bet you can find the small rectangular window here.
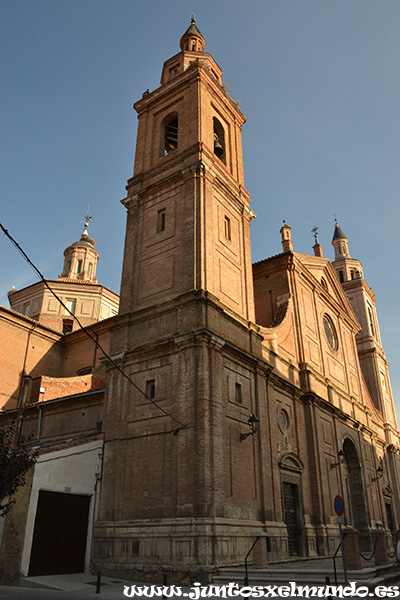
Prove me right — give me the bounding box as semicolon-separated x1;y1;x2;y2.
235;382;242;404
88;263;93;278
146;379;155;400
77;260;83;274
157;209;166;233
65;299;76;316
23;302;30;316
62;320;73;334
224;216;231;241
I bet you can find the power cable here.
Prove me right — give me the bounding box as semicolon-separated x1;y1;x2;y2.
0;223;188;430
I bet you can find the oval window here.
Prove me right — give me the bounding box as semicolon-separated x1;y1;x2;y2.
279;410;289;431
323;315;338;350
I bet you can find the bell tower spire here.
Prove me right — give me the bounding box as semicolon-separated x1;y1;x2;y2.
331;220;398;439
179;14;205;53
331;219;363;283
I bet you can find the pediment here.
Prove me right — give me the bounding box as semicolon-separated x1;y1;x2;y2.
279;452;304;473
293;253;360;330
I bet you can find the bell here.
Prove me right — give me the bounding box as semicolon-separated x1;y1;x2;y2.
214;138;223;157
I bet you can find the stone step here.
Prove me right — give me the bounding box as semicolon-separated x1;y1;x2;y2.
213;560;398;587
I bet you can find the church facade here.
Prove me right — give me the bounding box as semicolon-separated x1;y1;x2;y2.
93;20;400;580
1;18;400;584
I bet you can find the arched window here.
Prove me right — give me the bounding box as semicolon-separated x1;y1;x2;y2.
163;114;178;156
213;117;225;164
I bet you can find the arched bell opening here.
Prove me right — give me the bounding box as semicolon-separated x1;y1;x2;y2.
162;114;178;156
213;117;225;164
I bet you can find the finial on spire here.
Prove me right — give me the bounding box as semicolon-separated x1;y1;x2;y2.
280;220;293;252
312;225;323;257
82;206;92;237
191;11;196;23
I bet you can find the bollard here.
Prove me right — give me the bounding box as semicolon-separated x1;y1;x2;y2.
372;530;389;565
162;573;168;599
251;531;269;566
342;528;361;569
95;569;101;594
325;576;333;600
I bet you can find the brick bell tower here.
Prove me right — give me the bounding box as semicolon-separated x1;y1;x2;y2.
118;17;255;322
96;19;264;580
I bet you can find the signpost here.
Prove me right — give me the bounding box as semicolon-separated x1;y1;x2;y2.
334;495;344;516
333;495;348;583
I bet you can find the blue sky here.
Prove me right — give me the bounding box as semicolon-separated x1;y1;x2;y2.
1;1;400;408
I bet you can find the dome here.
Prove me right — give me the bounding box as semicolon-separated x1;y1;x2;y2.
179;16;205;53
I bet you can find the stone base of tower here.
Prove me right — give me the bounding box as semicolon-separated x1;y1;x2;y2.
93;518;292;583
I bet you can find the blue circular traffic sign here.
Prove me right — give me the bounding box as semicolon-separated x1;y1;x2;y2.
334;495;344;516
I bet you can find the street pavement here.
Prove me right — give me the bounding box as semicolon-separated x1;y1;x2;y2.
1;571;400;600
0;573;146;600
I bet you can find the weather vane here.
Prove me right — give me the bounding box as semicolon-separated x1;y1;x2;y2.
84;205;92;228
81;205;92;237
191;12;196;23
311;226;319;244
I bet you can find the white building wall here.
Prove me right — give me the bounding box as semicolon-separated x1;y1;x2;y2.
20;439;103;576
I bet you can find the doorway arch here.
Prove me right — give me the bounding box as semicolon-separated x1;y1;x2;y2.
279;452;304;556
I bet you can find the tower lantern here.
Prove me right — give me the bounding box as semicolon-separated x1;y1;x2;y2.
59;213;99;284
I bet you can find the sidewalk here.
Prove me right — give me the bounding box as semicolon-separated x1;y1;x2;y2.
9;573;153;599
0;574;219;600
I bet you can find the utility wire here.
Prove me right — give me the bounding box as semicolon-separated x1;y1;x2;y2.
0;223;188;430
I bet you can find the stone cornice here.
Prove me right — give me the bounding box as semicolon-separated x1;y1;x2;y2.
133;59;245;125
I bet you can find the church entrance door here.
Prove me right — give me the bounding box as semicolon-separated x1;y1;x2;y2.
283;482;300;555
29;490;90;576
343;438;370;551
